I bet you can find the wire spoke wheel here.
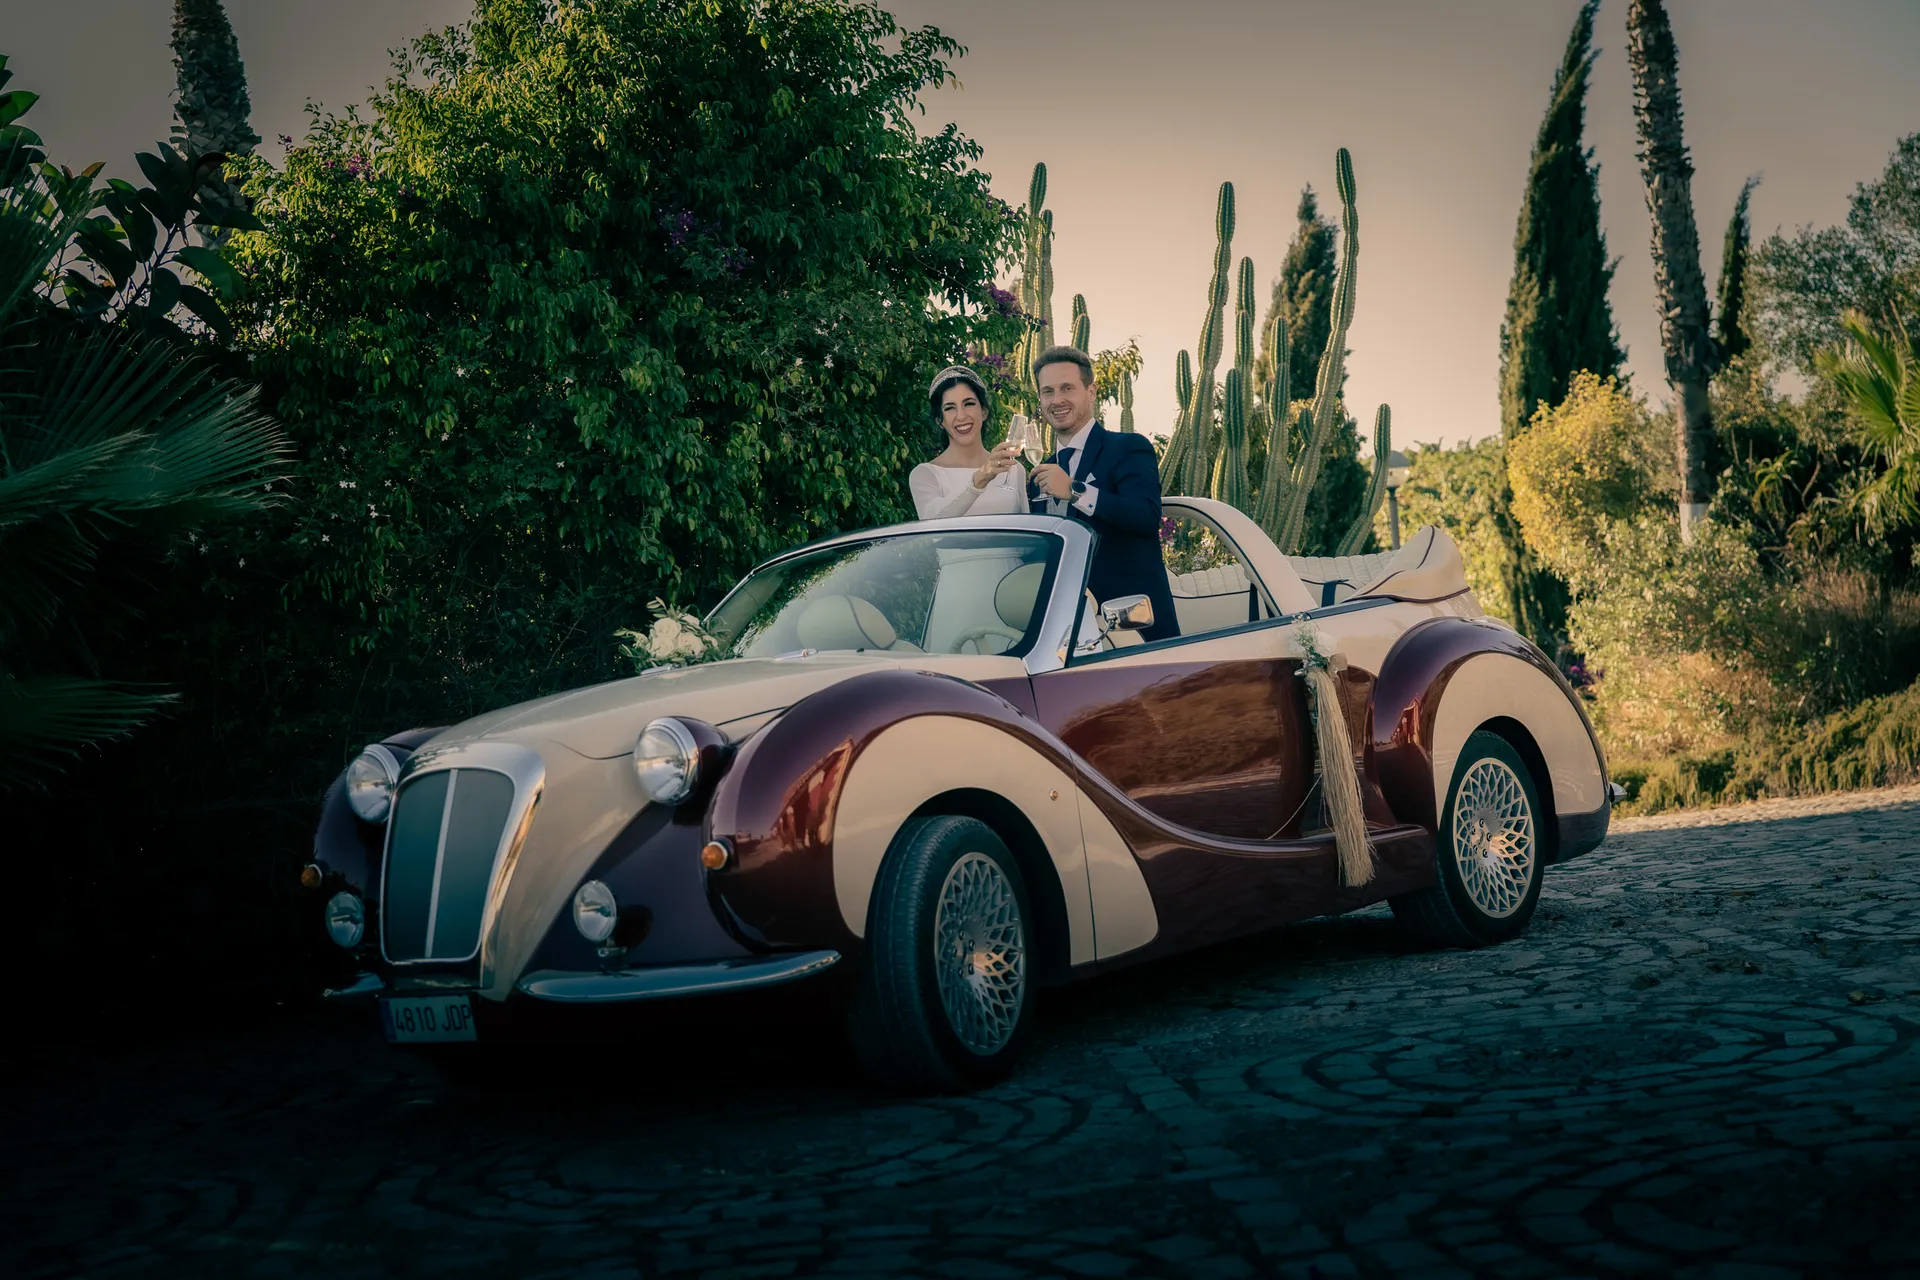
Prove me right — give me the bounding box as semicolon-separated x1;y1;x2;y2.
1450;757;1536;919
933;851;1027;1056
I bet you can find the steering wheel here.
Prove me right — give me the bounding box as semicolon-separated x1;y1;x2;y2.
949;623;1025;654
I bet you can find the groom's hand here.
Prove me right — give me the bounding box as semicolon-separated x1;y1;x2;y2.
1030;463;1073;499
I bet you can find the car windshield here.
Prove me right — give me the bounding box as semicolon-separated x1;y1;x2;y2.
706;530;1062;658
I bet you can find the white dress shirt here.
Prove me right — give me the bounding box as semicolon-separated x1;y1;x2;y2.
1054;421;1100;516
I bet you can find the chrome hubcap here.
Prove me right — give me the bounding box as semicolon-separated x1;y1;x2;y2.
1451;758;1536;918
934;852;1026;1056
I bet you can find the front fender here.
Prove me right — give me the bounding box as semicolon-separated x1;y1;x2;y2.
310;726;446;895
704;669;1104;965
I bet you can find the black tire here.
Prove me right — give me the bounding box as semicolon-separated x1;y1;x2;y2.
846;815;1036;1093
1392;729;1545;948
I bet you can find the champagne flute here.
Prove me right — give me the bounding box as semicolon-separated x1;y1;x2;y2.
1011;414;1044;467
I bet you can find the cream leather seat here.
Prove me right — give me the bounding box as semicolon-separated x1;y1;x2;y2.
794;594;922;652
1287;525;1469;606
1167;562;1258;635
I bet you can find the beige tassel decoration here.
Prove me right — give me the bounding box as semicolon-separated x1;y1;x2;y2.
1298;630;1374;887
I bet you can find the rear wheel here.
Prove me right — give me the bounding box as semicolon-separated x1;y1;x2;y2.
847;815;1035;1092
1392;729;1543;948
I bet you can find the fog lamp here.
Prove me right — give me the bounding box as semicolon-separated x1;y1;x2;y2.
325;891;366;949
573;880;618;943
344;744;401;823
700;839;732;870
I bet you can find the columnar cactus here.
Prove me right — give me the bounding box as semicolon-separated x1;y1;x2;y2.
1212;256;1257;508
1252;312;1293;534
1071;293;1090;354
1119;368;1136;433
1276;149;1360;554
1336;406;1392;556
1161;182;1235;496
1012;163;1055;434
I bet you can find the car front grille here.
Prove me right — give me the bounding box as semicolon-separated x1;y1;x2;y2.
381;766;520;964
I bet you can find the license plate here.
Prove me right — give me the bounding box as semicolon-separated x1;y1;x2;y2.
380;994;477;1043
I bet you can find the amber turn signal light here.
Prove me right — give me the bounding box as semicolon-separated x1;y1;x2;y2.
699;839;732;870
300;863;323;889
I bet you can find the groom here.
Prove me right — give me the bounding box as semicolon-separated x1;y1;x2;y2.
1027;345;1179;642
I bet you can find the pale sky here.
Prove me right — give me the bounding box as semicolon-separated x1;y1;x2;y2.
12;1;1920;446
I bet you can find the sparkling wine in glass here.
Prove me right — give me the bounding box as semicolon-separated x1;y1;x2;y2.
1012;414;1044;467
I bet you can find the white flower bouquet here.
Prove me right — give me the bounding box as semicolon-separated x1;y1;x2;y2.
615;598;726;671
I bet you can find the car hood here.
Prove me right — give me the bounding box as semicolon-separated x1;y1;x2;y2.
425;651;1029;760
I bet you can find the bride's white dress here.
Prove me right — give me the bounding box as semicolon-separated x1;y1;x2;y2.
908;462;1030;653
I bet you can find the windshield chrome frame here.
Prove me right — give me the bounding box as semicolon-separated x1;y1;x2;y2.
702;515;1093;677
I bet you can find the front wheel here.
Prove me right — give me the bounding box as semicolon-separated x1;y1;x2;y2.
1392;729;1544;948
847;815;1035;1092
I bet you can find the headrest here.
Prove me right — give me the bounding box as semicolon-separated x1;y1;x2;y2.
795;594;897;651
994;562;1047;631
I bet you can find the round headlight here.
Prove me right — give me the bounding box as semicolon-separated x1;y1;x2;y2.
634;718;700;804
344;744;401;823
572;880;618;943
325;891;366;949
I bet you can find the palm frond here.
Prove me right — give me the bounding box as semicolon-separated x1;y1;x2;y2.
0;672;177;791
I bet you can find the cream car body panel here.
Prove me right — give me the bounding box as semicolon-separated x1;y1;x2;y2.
1075;791;1160;959
832;715;1099;964
474;745;646;1001
1430;652;1606;820
429;653;1029;760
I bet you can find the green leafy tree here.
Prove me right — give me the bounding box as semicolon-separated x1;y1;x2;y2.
1751;133;1919;373
1495;0;1623;649
0;61;284;789
225;0;1018;746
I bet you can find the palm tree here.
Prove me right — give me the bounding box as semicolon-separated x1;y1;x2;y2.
1;61;286;789
1817;310;1920;534
1626;0;1717;541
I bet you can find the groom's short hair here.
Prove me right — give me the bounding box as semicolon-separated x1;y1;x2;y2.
1033;345;1094;387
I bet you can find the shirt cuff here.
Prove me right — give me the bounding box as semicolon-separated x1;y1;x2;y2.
1072;483;1099;516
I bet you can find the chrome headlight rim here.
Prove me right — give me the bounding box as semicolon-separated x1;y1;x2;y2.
634;717;701;804
324;890;366;950
572;879;619;943
344;743;402;823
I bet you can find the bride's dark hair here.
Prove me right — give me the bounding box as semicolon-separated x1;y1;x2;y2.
928;366;991;451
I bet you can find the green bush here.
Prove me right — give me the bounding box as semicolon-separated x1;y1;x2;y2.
1383;435;1515;623
211;0;1017;778
1616;677;1920;815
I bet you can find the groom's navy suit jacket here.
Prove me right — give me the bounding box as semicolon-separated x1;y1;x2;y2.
1029;421;1179;642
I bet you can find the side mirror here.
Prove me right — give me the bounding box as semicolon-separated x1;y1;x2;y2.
1100;594;1154;632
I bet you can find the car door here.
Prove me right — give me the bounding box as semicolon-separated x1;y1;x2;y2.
1028;508;1312;843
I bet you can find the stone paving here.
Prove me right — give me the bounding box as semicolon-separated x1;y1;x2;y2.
9;788;1920;1279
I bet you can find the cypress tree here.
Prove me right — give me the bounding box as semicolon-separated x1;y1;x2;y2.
1251;187;1367;554
1495;0;1622;648
170;0;258;229
1714;175;1761;366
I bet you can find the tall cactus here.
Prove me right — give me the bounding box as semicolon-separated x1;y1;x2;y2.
1336;405;1392;555
1161;348;1196;488
1276;149;1360;554
1119;369;1136;433
1013;164;1055;434
1252;313;1293;534
1161;182;1235;496
1212;256;1258;509
1071;293;1090;353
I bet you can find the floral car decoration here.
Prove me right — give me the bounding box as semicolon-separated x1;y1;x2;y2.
309;497;1614;1092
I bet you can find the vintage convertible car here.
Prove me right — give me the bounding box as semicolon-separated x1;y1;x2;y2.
309;496;1615;1090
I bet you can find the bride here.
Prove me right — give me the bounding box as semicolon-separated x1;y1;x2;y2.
910;366;1030;652
909;366;1025;519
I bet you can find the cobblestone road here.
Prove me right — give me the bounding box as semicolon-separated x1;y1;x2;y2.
11;788;1920;1279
